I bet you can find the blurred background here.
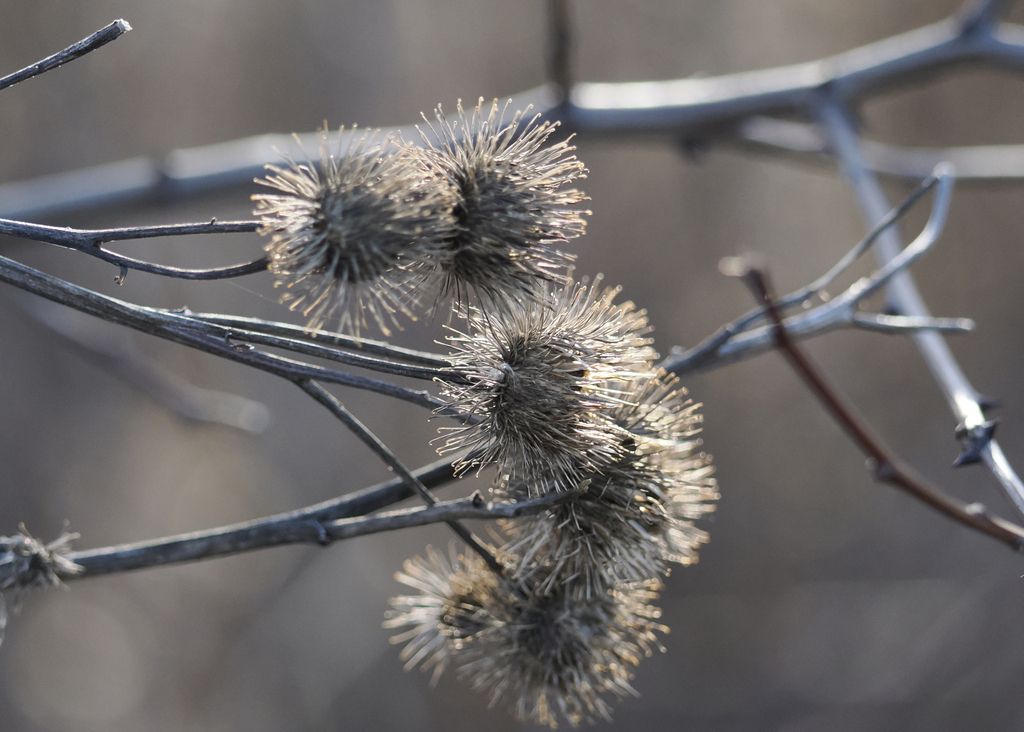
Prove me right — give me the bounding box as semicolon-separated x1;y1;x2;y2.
1;1;1023;730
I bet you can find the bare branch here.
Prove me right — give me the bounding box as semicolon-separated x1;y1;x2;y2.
662;165;958;375
0;491;572;582
7;7;1024;218
0;19;131;92
818;96;1024;520
207;324;458;382
187;313;452;368
295;380;503;574
547;0;573;103
560;14;1024;139
0;254;458;414
957;0;1015;35
0;218;266;281
728;261;1024;553
735;116;1024;183
850;313;974;334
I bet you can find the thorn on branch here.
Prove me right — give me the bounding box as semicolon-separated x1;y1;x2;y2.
979;395;1000;413
954;419;998;466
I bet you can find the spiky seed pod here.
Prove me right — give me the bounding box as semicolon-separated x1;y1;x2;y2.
415;98;589;311
500;372;719;596
253;126;455;335
460;579;666;729
385;547;666;729
383;545;499;685
437;275;657;491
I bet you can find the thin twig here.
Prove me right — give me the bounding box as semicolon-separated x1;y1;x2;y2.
735;116;1024;183
200;323;459;382
295;380;505;574
728;260;1024;553
662;166;959;375
0;20;131;92
187;313;452;367
547;0;572;104
0;218;265;281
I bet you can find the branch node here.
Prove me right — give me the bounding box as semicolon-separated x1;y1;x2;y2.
872;459;898;483
307;520;331;546
114;264;128;285
224;333;253;352
963;502;989;518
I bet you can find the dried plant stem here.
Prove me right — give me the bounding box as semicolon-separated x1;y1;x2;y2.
0;218;265;281
0;254;456;412
663;165;961;375
547;0;572;101
50;490;571;580
732;262;1024;552
186;313;451;367
295;380;505;575
0;19;130;92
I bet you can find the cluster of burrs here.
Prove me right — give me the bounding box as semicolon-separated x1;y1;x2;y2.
254;98;587;334
255;99;718;728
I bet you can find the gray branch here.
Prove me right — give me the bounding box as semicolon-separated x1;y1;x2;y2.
0;19;130;92
0;253;462;416
662;165;962;374
0;218;266;281
735;116;1024;183
5;5;1024;217
0;490;572;582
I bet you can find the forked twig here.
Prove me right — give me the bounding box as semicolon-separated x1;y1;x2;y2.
663;165;963;375
0;218;265;281
296;380;505;575
818;97;1024;520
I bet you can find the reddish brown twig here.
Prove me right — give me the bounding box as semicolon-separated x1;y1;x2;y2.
724;257;1024;553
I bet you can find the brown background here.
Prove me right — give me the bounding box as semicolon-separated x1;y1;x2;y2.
1;1;1023;730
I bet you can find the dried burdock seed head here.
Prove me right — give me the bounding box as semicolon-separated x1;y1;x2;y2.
384;544;501;685
416;98;589;312
386;546;666;729
501;372;719;595
436;275;657;491
0;527;82;593
253;125;455;336
1;527;83;649
460;574;666;728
